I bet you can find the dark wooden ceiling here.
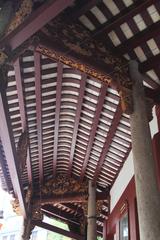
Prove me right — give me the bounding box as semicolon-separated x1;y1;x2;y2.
0;0;160;237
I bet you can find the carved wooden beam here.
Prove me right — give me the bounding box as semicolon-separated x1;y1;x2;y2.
33;191;108;206
35;14;133;114
0;0;74;50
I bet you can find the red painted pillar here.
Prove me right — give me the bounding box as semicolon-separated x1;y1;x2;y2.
103;220;107;240
153;104;160;190
155;105;160;131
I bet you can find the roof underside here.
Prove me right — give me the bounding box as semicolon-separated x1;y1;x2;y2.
0;0;160;236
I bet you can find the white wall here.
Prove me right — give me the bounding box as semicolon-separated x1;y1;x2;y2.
110;151;134;212
110;107;158;212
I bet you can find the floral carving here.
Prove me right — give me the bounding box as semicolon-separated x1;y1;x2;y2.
41;174;88;196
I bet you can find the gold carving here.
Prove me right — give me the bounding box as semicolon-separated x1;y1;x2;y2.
0;51;8;65
11;198;22;216
119;87;133;115
41;174;88;196
38;14;133;113
36;45;112;86
6;0;33;35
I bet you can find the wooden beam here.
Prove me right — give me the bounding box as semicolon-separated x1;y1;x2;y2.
80;85;107;181
34;191;108;205
53;63;63;176
93;0;157;40
93;103;122;183
34;52;43;183
68;73;86;176
35;32;124;89
0;0;74;50
42;205;81;226
115;20;160;55
0;92;27;217
14;58;33;185
32;220;84;240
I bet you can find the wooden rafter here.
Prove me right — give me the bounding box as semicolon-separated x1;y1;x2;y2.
93;0;157;40
93;104;122;183
34;52;43;183
0;0;74;50
32;221;83;240
140;53;160;75
115;20;160;55
0;92;27;217
68;73;86;176
14;58;33;185
80;85;107;181
14;58;26;130
53;63;63;176
70;0;102;21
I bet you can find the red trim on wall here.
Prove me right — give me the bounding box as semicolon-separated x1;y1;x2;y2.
106;177;139;240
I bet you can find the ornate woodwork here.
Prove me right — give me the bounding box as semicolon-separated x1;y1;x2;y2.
0;0;32;38
11;198;22;216
41;174;88;197
36;13;133;114
17;130;28;174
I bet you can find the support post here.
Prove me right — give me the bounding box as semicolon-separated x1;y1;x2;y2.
87;181;97;240
21;218;33;240
129;60;160;240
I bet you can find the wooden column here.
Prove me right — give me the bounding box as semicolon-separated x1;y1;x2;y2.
87;181;97;240
129;60;160;240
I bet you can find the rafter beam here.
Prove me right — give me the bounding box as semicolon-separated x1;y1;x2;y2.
34;52;43;183
0;92;27;217
115;20;160;55
93;103;122;183
80;85;107;181
32;221;84;240
0;0;74;50
14;58;32;185
53;63;63;176
93;0;157;40
68;73;86;176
